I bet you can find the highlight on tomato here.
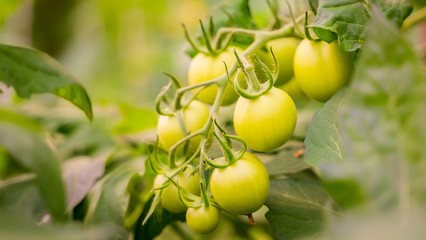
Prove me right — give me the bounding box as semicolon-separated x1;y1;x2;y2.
157;100;209;153
233;87;297;152
209;152;269;215
293;39;353;102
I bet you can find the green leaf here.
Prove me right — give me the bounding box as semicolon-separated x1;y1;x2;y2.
304;89;346;174
265;179;339;240
304;9;426;210
0;44;93;120
134;195;186;240
0;108;43;132
84;158;145;239
0;211;118;240
185;0;257;57
0;122;66;220
0;174;48;220
114;103;157;134
62;152;110;212
310;0;412;51
261;141;311;176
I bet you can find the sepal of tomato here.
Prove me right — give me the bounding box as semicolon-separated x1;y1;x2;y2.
210;152;269;215
157;100;209;153
188;48;241;105
233;87;297;152
154;168;200;213
265;37;299;86
294;40;353;102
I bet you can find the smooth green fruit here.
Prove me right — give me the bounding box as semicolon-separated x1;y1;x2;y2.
157;101;209;153
188;48;241;105
263;38;299;86
210;152;269;215
234;87;297;152
155;168;200;213
294;40;353;102
278;77;307;101
186;205;221;234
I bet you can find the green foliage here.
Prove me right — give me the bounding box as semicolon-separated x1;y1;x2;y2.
305;8;426;211
0;123;66;220
0;44;93;120
265;179;338;240
310;0;412;51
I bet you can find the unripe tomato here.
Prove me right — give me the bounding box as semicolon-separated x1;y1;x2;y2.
233;87;297;152
186;205;221;234
293;40;353;102
210;152;269;215
278;77;307;101
188;48;241;105
157;100;209;153
154;168;200;213
266;38;299;86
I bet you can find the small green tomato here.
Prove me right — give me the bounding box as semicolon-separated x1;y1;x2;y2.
293;40;353;102
210;152;269;215
233;87;297;152
186;205;221;234
154;168;200;213
188;48;241;105
157;100;209;153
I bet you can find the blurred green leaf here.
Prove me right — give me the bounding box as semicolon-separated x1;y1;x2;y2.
0;174;48;220
261;142;311;176
0;108;43;132
265;179;339;240
310;0;412;51
114;103;157;134
0;123;66;220
304;89;346;170
124;172;149;229
0;44;93;120
304;9;426;210
84;157;145;239
323;179;365;209
134;195;186;240
0;211;118;240
56;121;114;159
63;152;110;212
186;0;257;57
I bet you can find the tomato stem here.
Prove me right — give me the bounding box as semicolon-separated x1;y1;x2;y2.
247;213;256;225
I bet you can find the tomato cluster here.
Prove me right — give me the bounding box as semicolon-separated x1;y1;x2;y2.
154;24;352;233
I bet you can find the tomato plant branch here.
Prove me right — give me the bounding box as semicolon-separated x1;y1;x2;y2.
402;6;426;32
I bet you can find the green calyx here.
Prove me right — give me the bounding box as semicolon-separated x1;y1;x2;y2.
225;48;278;99
201;119;247;169
182;18;234;57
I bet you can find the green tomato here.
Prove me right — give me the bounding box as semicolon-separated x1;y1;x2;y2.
188;48;240;105
186;205;221;234
154;168;200;213
278;77;307;101
210;152;269;215
157;100;209;153
294;40;353;102
266;38;300;86
233;87;297;152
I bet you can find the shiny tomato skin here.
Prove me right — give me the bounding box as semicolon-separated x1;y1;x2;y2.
210;152;269;215
233;87;297;152
186;205;221;234
155;168;200;213
188;48;241;105
293;40;353;102
266;37;300;86
157;100;209;153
